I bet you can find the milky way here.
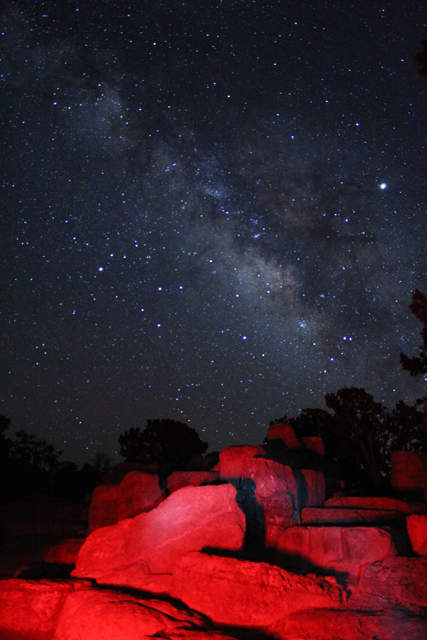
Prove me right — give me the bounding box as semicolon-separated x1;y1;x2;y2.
1;1;426;463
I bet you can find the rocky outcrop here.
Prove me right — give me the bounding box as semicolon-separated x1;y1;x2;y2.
0;578;90;638
171;551;345;627
43;539;85;565
406;514;427;555
216;445;265;479
53;587;208;640
266;422;302;448
87;484;120;533
73;484;245;592
117;471;164;520
276;525;402;577
167;471;219;493
391;450;427;498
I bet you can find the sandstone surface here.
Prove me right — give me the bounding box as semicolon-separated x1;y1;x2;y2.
301;506;407;525
73;484;245;588
53;587;207;640
167;470;219;493
277;525;400;576
323;494;426;513
266;422;302;448
406;513;427;555
171;551;345;628
216;445;265;479
44;539;85;565
241;457;299;546
117;470;164;520
87;484;119;533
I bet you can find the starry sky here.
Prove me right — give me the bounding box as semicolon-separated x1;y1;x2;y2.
1;1;427;465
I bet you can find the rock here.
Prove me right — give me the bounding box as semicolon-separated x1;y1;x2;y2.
241;458;299;547
358;556;427;612
299;469;326;507
0;578;89;638
323;495;426;514
44;539;85;565
391;450;427;498
266;422;302;448
53;587;207;640
407;514;427;555
167;471;219;493
301;507;408;526
118;471;164;520
88;484;120;533
155;632;238;640
277;525;400;577
73;484;245;590
270;608;427;640
171;551;345;628
103;462;159;485
216;445;265;480
302;436;325;456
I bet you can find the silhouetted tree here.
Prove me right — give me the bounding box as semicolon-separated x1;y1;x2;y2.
118;419;208;467
400;289;427;377
286;388;425;492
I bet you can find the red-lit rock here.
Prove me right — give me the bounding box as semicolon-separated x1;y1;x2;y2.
53;587;207;640
407;514;427;555
155;632;238;640
301;507;408;526
391;450;427;497
241;458;299;546
299;469;326;507
0;579;89;638
271;608;427;640
118;471;164;520
167;471;219;493
216;445;265;479
302;436;325;456
44;539;85;565
323;494;426;513
88;484;120;533
358;556;427;612
73;484;245;590
266;422;302;448
277;525;399;577
171;551;345;628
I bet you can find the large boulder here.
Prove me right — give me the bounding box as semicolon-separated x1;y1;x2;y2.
0;579;89;639
407;514;427;555
216;445;265;480
299;469;326;507
277;525;400;577
73;484;245;591
270;608;427;640
171;551;345;628
266;422;302;448
358;556;427;612
53;587;207;640
391;451;427;498
118;471;164;520
323;494;426;513
88;484;120;533
44;539;85;565
241;458;299;547
301;507;410;526
167;471;219;493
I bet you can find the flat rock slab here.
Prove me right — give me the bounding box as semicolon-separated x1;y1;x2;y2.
0;579;90;638
73;484;245;587
358;556;427;612
277;525;400;577
301;507;407;526
323;495;426;514
171;551;345;628
53;587;207;640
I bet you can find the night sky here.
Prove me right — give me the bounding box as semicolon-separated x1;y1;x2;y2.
1;1;427;465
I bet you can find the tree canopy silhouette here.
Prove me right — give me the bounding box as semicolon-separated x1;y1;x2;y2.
400;289;427;377
284;387;425;492
118;419;208;467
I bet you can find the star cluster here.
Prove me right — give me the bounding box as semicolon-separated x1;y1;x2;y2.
1;1;426;463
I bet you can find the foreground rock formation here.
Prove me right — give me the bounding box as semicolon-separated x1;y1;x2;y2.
1;426;427;640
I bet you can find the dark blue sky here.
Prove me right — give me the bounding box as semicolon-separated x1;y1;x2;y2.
1;1;426;464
